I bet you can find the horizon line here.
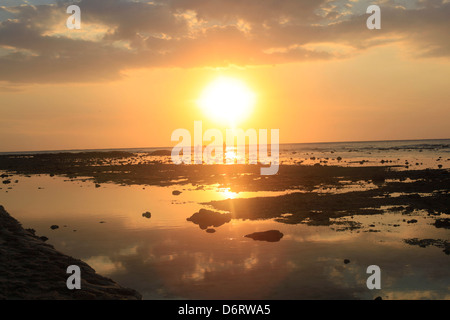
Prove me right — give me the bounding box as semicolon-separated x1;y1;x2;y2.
0;137;449;155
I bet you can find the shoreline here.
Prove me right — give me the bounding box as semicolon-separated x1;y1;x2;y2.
0;205;142;300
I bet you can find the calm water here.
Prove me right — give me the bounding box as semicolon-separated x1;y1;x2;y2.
0;139;449;299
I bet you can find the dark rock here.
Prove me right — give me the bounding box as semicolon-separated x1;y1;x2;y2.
172;190;182;196
407;219;418;224
344;259;350;264
142;211;151;219
434;218;450;229
187;209;231;230
374;296;383;300
50;225;59;230
206;228;216;233
40;236;49;242
244;230;284;242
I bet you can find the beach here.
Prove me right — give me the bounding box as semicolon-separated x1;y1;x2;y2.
0;140;448;299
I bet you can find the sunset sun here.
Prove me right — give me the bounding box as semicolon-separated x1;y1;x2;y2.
198;77;256;125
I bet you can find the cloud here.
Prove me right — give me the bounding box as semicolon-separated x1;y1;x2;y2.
0;0;449;84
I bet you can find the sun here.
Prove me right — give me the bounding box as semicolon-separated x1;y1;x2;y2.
198;77;256;125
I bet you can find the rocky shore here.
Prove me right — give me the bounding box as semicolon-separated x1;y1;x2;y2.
0;205;141;300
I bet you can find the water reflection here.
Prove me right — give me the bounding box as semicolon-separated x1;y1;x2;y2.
0;174;448;299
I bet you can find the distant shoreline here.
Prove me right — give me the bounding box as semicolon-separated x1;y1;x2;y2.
1;138;449;155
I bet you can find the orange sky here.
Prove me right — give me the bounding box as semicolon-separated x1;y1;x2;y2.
0;1;449;152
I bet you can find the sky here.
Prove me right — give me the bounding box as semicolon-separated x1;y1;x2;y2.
0;0;449;152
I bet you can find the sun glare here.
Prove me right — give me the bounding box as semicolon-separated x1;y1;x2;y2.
198;77;256;125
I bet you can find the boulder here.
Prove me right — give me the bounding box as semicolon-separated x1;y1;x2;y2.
187;209;231;230
244;230;283;242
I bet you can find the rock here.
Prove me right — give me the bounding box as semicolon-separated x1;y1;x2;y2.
95;183;101;188
2;180;11;184
244;230;283;242
99;221;106;224
434;218;450;229
206;228;216;233
374;296;383;300
344;259;350;264
172;190;182;196
40;236;49;242
142;211;151;219
187;209;231;230
50;225;59;230
407;219;418;224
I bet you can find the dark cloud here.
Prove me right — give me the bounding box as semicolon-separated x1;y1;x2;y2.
0;0;449;83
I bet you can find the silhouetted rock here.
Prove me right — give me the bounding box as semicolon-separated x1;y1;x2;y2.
244;230;283;242
172;190;182;196
50;225;59;230
344;259;350;264
434;218;450;229
206;228;216;233
187;209;231;230
142;212;151;219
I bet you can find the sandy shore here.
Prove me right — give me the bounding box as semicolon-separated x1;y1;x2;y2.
0;205;141;300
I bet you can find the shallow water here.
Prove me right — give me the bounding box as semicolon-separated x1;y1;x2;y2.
0;173;448;299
